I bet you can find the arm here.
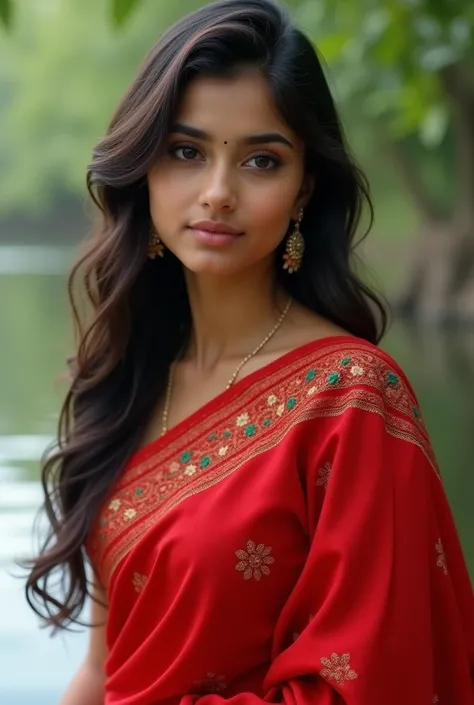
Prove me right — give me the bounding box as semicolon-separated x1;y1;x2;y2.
180;382;474;704
59;579;108;705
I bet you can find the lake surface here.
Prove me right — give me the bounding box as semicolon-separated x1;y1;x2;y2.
0;246;473;703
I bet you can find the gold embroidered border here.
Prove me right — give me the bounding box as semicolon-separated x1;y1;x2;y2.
90;341;439;585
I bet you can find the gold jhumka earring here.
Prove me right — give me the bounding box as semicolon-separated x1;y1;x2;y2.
283;208;304;274
147;224;165;260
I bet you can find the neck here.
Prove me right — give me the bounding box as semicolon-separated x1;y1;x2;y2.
183;263;289;372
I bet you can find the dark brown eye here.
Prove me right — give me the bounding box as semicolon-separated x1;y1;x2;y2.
246;154;280;170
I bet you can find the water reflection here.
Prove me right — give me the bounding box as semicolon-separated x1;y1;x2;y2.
0;246;473;701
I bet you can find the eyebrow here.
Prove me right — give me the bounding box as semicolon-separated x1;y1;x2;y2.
170;122;294;149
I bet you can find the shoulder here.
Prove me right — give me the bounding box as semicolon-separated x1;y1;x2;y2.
288;335;438;469
292;335;424;432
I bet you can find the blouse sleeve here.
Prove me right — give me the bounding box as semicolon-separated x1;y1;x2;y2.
180;368;474;705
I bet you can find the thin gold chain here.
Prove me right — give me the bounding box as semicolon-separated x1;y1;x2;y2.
161;298;292;436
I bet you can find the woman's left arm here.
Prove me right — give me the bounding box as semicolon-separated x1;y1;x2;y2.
181;379;474;705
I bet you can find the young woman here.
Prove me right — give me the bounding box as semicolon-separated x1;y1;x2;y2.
26;1;473;703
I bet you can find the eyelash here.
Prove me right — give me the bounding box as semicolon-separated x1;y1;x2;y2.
168;142;282;170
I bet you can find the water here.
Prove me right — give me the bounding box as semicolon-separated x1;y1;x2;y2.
0;246;473;702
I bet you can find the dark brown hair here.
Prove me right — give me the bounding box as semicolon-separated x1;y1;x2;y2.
25;0;388;629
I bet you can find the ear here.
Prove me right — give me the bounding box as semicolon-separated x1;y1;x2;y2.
292;174;315;220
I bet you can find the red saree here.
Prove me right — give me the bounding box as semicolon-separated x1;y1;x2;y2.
89;337;474;705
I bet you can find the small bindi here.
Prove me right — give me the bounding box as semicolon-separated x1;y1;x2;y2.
223;140;228;145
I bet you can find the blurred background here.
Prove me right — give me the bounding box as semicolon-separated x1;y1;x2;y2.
0;0;473;702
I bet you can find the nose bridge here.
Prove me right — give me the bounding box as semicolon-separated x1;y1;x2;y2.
201;153;236;208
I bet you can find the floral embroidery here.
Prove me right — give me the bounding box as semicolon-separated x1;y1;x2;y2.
244;424;256;437
350;365;364;377
436;539;448;575
316;462;332;489
236;412;249;427
386;372;399;386
132;572;147;593
320;652;358;685
433;696;439;704
193;673;228;695
91;340;439;583
235;540;275;581
341;357;352;366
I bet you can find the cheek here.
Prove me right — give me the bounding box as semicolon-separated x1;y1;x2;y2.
246;179;299;234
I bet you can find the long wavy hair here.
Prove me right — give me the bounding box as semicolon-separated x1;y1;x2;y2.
25;0;388;629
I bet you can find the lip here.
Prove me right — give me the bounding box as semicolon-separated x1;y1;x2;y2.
189;220;243;236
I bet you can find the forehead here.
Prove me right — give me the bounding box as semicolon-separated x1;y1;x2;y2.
174;71;298;143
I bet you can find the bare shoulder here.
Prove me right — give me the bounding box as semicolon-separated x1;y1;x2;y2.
281;302;353;348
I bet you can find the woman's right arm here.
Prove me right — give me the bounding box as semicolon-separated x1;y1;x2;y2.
59;579;108;705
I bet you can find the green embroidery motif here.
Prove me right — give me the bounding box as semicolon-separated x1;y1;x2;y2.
413;407;420;419
341;357;352;366
200;456;211;468
180;451;192;464
223;429;231;439
328;372;341;385
286;398;297;410
386;372;399;386
263;418;272;427
208;433;218;442
135;488;144;497
306;369;316;382
245;424;256;437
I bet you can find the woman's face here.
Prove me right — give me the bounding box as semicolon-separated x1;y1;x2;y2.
148;70;313;277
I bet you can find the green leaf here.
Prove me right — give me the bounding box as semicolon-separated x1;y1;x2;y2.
111;0;141;27
0;0;12;28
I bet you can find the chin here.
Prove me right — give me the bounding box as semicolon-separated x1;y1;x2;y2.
182;254;246;277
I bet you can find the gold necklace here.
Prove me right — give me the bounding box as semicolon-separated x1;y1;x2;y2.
161;298;292;436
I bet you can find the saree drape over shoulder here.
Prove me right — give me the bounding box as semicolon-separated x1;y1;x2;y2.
88;337;474;705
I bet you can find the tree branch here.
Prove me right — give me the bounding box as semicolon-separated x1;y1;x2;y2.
439;62;474;227
384;138;443;223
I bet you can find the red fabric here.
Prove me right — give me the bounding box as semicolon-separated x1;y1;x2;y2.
88;337;474;705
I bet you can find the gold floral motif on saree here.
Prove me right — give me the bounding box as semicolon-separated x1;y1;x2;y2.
435;539;448;575
192;673;228;695
320;652;358;685
235;540;275;581
316;462;332;490
132;572;147;593
90;341;440;585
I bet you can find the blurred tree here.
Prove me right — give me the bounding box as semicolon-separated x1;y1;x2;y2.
288;0;474;323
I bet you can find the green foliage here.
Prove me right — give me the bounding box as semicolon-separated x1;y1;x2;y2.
111;0;142;27
292;0;473;147
0;0;12;27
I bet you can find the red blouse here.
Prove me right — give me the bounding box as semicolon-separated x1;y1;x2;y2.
89;336;474;705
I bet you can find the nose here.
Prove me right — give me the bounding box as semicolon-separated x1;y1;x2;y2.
198;160;237;212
